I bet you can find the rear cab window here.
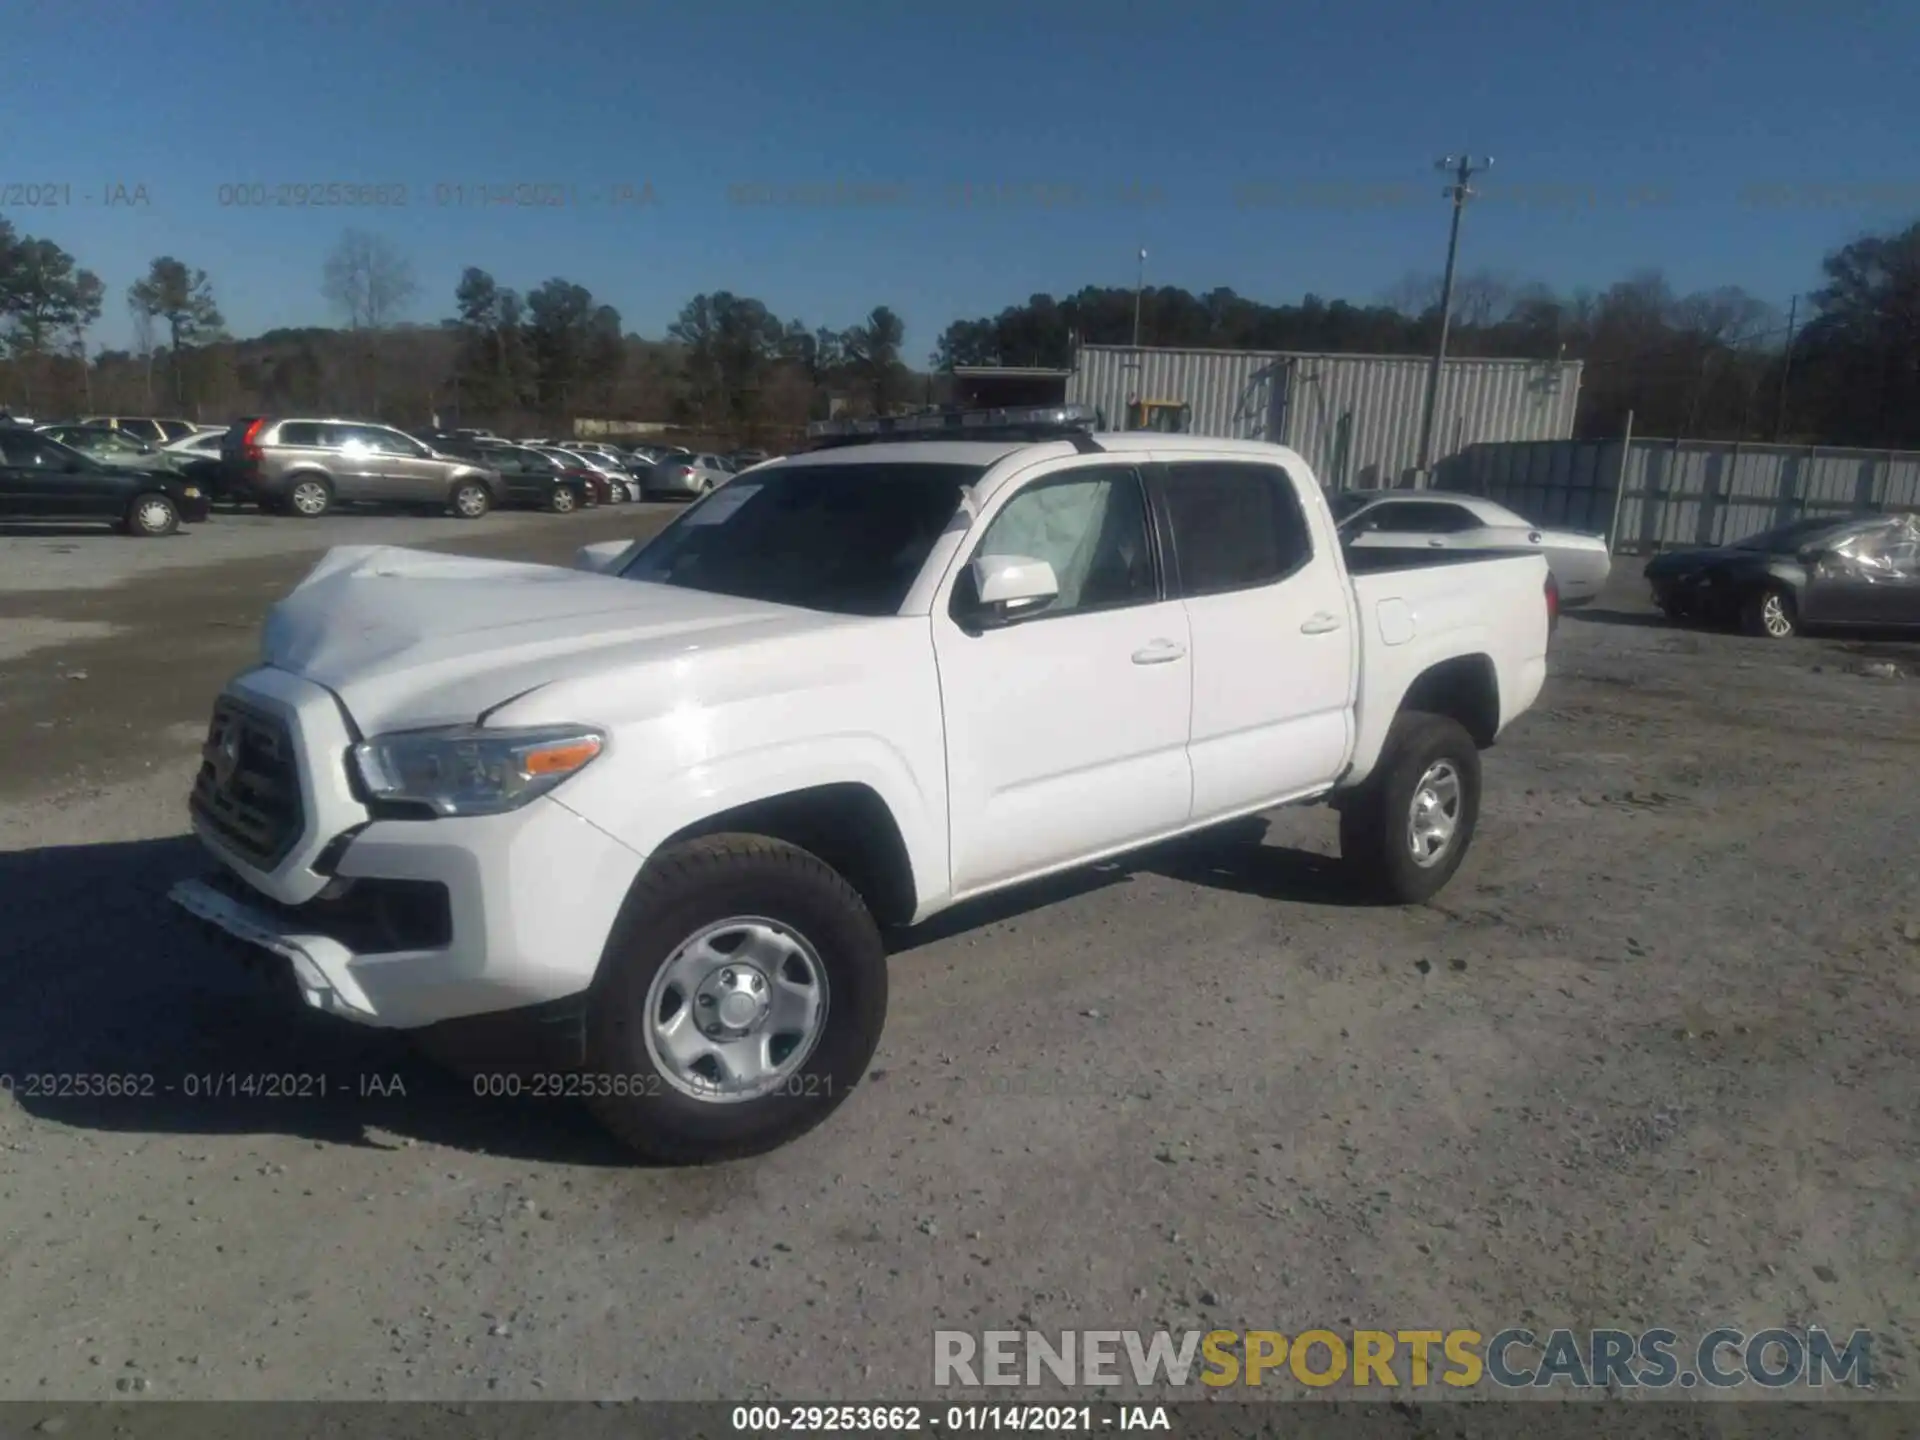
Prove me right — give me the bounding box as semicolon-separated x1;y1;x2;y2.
1160;461;1313;595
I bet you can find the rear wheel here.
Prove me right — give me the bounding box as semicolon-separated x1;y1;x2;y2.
124;492;180;538
1339;711;1482;904
1742;585;1797;638
584;834;887;1164
284;476;333;518
450;480;493;519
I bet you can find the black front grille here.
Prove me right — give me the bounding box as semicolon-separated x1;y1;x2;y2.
190;698;304;869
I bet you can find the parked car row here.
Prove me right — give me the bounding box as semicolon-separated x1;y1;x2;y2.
0;411;784;536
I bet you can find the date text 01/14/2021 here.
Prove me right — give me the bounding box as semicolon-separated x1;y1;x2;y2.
729;1405;1171;1432
0;1073;406;1100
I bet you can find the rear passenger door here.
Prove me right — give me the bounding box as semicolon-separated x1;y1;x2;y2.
1153;459;1357;820
315;423;385;500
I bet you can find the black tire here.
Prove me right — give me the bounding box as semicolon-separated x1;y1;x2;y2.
450;480;493;519
1339;711;1483;904
1741;584;1798;639
124;492;180;538
283;475;333;518
549;483;580;515
584;833;887;1164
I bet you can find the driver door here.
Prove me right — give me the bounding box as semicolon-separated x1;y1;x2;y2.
362;425;447;503
931;461;1193;895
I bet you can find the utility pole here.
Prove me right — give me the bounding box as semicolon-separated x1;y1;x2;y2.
1415;154;1491;483
1773;293;1798;442
1132;248;1147;349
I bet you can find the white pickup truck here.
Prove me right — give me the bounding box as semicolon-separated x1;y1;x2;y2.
171;407;1554;1163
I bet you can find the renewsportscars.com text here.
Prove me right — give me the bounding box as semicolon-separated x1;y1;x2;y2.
934;1327;1874;1390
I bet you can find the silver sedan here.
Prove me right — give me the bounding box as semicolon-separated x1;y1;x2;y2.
1330;489;1612;606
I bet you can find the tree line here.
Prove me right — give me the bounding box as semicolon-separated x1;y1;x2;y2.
3;216;1918;450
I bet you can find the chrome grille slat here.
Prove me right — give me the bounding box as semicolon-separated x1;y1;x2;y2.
190;698;305;869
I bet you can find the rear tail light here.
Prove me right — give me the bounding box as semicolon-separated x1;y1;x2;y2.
239;418;266;464
1545;573;1560;632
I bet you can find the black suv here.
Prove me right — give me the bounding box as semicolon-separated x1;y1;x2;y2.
415;434;595;513
0;424;211;536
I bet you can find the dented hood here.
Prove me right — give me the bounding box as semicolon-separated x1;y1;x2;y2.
260;545;845;729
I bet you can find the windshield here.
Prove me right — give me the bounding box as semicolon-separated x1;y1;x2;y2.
1731;517;1850;552
619;461;981;616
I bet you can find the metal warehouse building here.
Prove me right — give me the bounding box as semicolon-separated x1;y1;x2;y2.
1066;345;1584;490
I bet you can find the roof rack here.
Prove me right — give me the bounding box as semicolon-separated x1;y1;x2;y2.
806;403;1103;452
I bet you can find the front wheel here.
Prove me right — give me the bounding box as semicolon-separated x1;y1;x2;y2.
549;483;580;514
124;492;180;537
1742;585;1797;638
584;834;887;1164
450;480;493;519
1339;712;1483;904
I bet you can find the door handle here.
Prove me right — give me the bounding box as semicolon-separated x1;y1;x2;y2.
1427;538;1445;547
1131;639;1187;664
1300;612;1343;634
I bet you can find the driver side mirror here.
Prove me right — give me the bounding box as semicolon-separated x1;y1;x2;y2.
964;555;1059;628
1797;545;1828;566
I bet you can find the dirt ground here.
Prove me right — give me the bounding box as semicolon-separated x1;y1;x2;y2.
0;509;1916;1404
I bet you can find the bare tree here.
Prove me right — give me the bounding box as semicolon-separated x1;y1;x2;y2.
321;229;417;330
130;302;155;408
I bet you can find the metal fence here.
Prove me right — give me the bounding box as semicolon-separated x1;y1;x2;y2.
1436;436;1920;553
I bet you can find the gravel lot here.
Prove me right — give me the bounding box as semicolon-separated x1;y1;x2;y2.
0;513;1916;1404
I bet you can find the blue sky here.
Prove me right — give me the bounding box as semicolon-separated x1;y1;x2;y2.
6;0;1917;358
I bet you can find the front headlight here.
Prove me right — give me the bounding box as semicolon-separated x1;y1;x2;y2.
352;724;605;817
182;486;203;498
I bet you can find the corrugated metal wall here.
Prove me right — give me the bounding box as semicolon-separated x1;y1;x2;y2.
1437;437;1920;551
1067;345;1583;486
1069;346;1286;441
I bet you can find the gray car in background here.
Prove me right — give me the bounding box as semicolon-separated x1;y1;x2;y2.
222;417;504;518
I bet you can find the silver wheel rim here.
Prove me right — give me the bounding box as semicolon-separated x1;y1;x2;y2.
553;488;576;512
1407;760;1462;868
137;498;173;532
456;486;488;517
1761;594;1792;637
642;916;830;1104
291;481;327;515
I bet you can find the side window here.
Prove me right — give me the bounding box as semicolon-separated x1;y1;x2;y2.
954;466;1157;620
1363;502;1439;533
1162;462;1313;596
1;432;52;466
368;427;420;455
277;422;325;447
1426;504;1486;533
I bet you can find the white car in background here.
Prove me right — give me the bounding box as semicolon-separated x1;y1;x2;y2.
1330;489;1612;607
